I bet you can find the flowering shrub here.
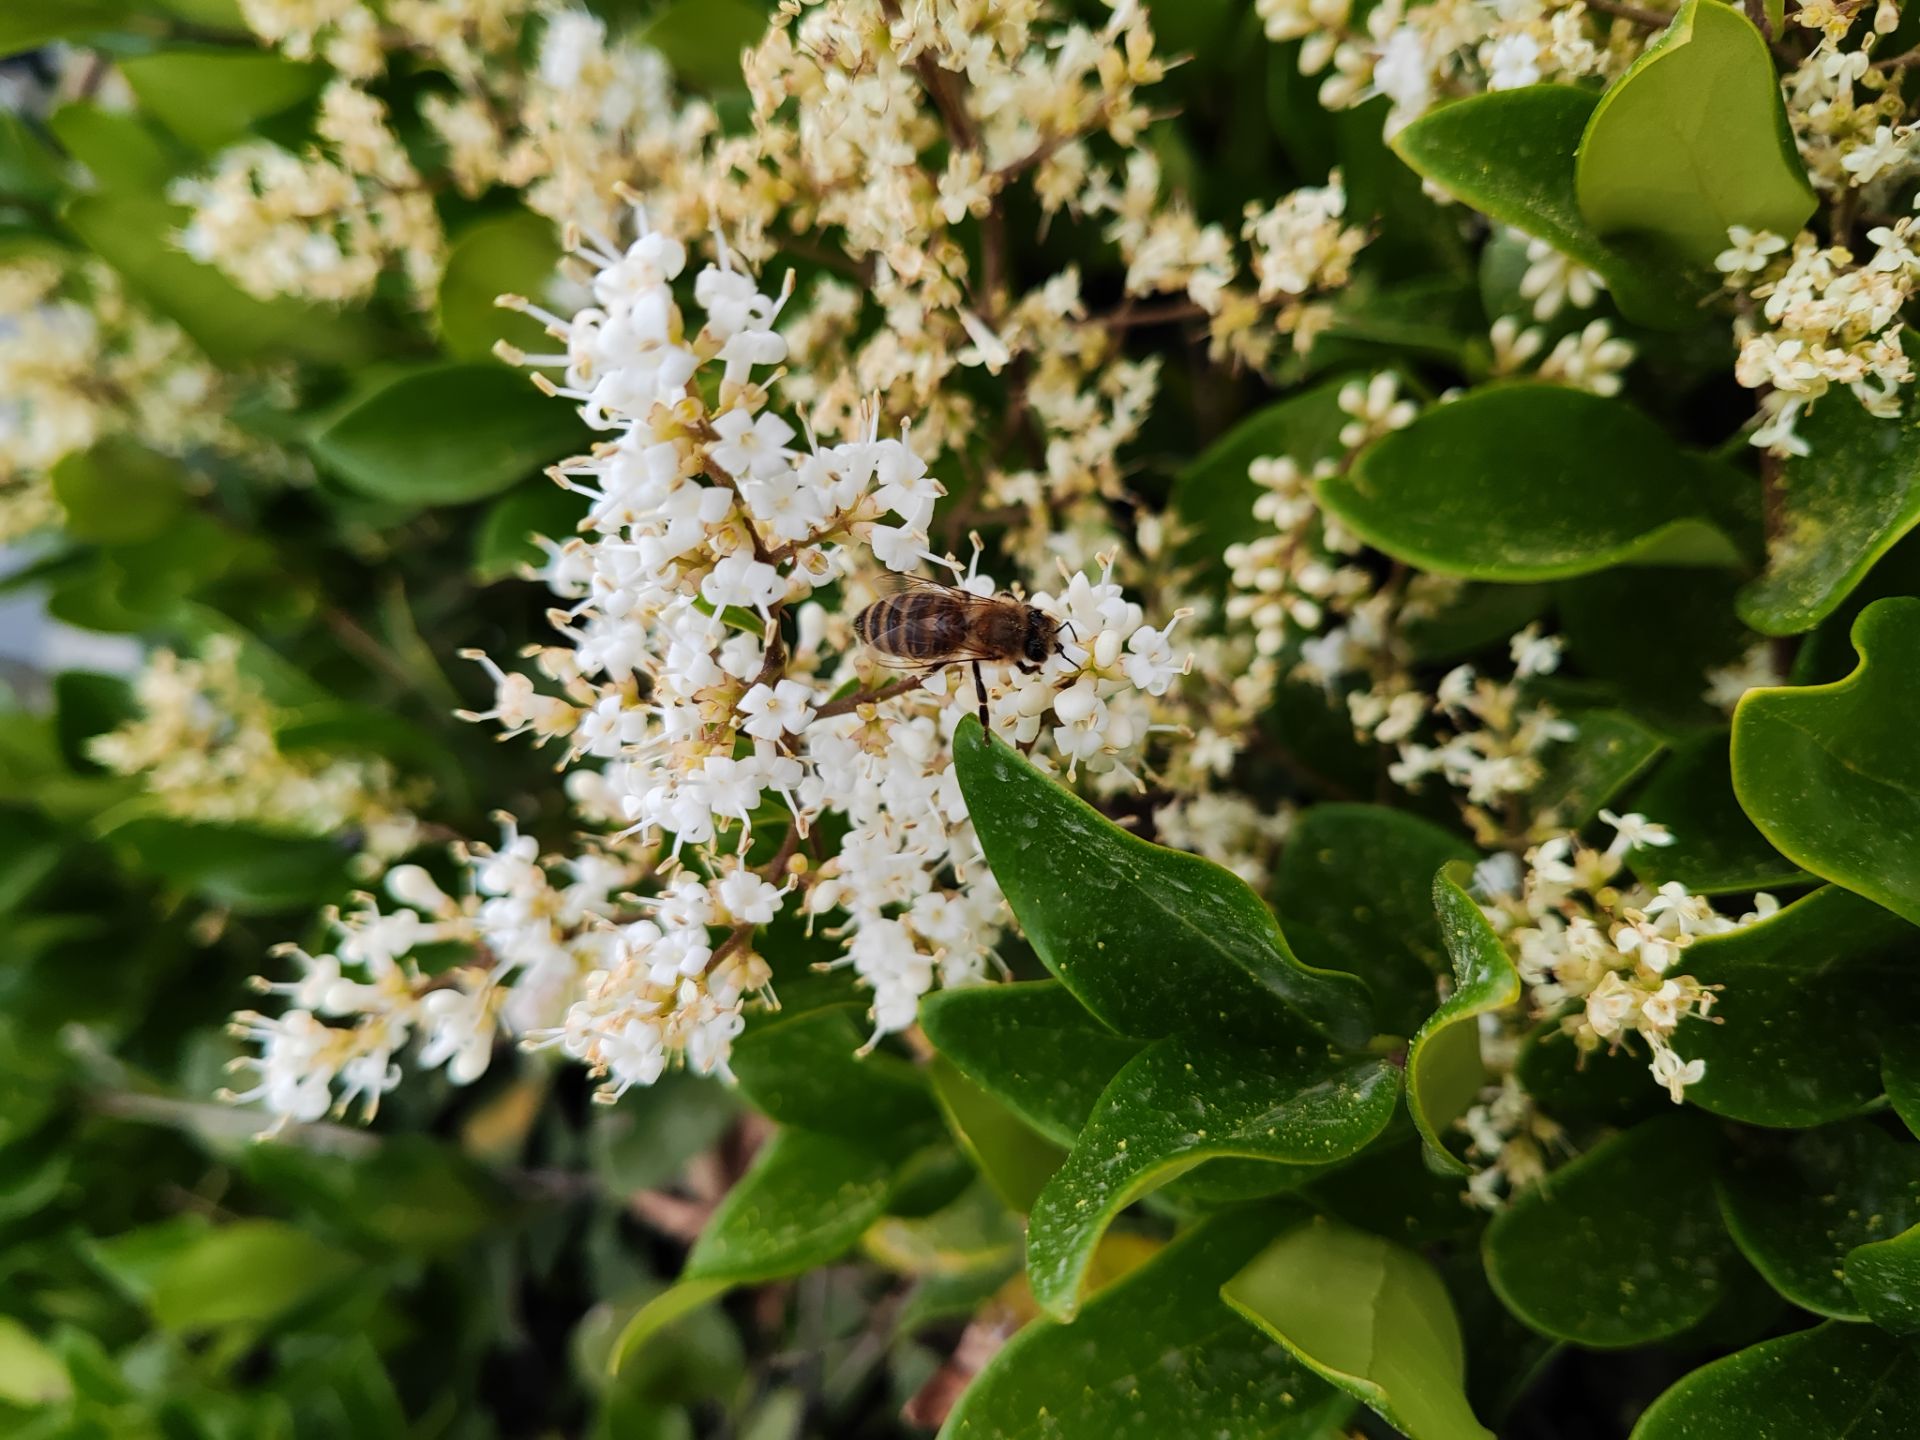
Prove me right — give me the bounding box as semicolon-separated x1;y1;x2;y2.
5;0;1920;1436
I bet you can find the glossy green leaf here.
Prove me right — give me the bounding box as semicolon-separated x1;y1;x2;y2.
1739;392;1920;636
919;980;1143;1145
941;1207;1353;1440
1630;1322;1920;1440
1527;708;1666;833
119;51;327;151
1223;1217;1493;1440
48;439;185;545
1025;1031;1399;1319
1718;1122;1920;1320
1576;0;1813;269
145;1220;358;1332
927;1057;1064;1213
1675;886;1915;1127
1390;86;1709;329
681;1128;897;1284
952;719;1374;1047
863;1179;1024;1277
1407;868;1520;1174
1274;805;1474;1037
64;192;379;366
1555;567;1751;732
1484;1114;1737;1346
1628;735;1805;895
0;0;127;54
1846;1221;1920;1334
1322;386;1740;581
438;209;562;363
1733;598;1920;923
310;364;589;506
728;1002;936;1140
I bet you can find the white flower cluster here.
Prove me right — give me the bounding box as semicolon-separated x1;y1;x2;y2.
0;257;283;542
182;8;703;304
232;205;1186;1128
1387;627;1577;840
1490;315;1637;397
91;639;420;862
1479;811;1775;1104
1721;221;1919;455
1784;0;1913;194
173;81;442;305
1258;0;1636;135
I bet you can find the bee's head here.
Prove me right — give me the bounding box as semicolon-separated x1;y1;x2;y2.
1025;609;1062;663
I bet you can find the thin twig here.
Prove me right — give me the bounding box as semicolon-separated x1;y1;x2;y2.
1585;0;1676;27
811;674;929;720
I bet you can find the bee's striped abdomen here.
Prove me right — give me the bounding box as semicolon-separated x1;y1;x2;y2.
855;593;967;660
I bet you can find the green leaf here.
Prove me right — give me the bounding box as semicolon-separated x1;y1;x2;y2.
1675;885;1916;1127
64;192;379;366
926;1056;1064;1213
1223;1217;1493;1440
863;1179;1024;1276
0;1315;71;1408
1628;735;1805;894
0;0;128;55
1527;709;1666;834
1739;392;1920;637
119;51;327;152
941;1206;1353;1440
1170;378;1348;567
1322;386;1740;581
952;720;1374;1047
609;1278;734;1380
473;477;586;582
1847;1221;1920;1334
1025;1032;1399;1319
1407;867;1520;1174
1888;1028;1920;1140
1483;1114;1738;1346
101;817;354;913
588;1071;738;1194
1733;598;1920;924
48;103;177;194
0;112;66;204
1575;0;1814;269
310;364;589;506
638;0;764;90
918;980;1144;1145
728;1002;936;1140
145;1220;358;1333
681;1128;897;1284
1390;86;1710;329
1274;805;1474;1037
1718;1122;1920;1320
1630;1322;1920;1440
1555;567;1751;733
48;438;185;545
437;209;562;363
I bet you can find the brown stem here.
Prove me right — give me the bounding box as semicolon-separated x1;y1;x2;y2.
811;674;929;720
1098;297;1212;331
1584;0;1676;27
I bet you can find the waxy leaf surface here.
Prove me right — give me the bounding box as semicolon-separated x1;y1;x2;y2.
1323;386;1739;581
1630;1323;1920;1440
953;720;1374;1046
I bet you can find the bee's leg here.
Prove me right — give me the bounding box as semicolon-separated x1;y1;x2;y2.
1015;662;1038;676
971;660;990;732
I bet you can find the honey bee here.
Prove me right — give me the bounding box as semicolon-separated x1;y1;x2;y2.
853;577;1066;727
